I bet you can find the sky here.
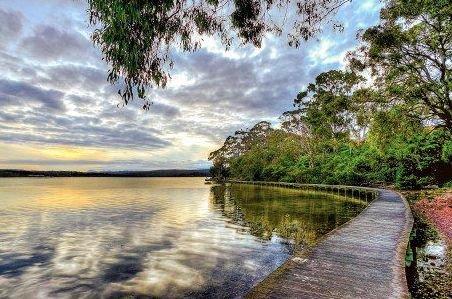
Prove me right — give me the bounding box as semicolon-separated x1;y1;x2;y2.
0;0;382;171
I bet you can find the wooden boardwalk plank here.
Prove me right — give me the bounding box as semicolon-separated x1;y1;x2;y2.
229;182;413;299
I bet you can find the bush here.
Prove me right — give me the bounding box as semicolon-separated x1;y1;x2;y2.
215;126;451;190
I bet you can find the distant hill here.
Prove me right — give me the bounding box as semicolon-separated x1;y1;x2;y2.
0;169;210;178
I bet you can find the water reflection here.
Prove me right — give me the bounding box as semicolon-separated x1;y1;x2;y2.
0;178;367;298
211;184;367;249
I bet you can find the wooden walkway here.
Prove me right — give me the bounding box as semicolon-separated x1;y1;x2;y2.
228;181;413;299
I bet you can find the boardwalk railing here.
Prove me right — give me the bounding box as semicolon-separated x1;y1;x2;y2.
228;180;379;203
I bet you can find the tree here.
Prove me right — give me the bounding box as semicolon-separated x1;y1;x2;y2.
292;70;364;142
87;0;351;107
208;1;452;188
208;121;273;176
350;0;452;130
228;129;303;181
280;109;308;136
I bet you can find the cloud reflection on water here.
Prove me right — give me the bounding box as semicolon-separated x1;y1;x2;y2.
0;178;365;298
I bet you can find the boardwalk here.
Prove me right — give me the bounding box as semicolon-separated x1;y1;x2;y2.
230;182;413;299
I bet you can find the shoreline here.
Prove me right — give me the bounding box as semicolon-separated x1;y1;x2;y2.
404;189;452;297
0;169;209;178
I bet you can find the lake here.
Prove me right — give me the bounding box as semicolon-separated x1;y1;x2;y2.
0;177;368;298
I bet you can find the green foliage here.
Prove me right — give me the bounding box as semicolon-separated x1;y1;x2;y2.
352;0;452;130
366;106;423;152
389;130;451;188
441;139;452;163
211;113;451;189
293;70;364;141
227;130;303;181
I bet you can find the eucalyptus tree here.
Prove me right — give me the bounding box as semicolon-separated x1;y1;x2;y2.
87;0;352;108
292;70;364;142
280;109;308;136
350;0;452;130
208;121;273;176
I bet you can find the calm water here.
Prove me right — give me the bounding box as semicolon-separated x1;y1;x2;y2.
0;178;368;298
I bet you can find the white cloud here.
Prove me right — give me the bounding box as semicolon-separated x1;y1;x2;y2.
0;0;382;171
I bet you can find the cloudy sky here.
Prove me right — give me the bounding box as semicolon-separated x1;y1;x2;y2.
0;0;381;171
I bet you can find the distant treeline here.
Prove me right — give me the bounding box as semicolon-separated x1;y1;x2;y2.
0;169;210;178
